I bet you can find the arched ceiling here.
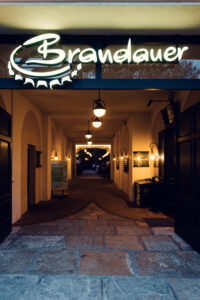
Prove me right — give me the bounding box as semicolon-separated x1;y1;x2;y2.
19;89;174;144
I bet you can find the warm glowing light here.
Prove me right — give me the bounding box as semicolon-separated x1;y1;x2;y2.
98;158;102;160
102;151;110;159
54;156;58;161
76;144;111;149
85;132;92;139
9;34;189;90
160;154;165;161
87;139;92;145
137;156;141;161
92;117;102;128
120;156;124;160
93;108;106;118
150;154;155;160
113;157;116;161
85;151;92;157
85;157;89;161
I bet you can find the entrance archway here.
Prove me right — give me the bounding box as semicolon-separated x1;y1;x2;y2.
76;145;111;178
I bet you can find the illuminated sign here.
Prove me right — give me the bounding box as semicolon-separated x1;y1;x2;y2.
8;33;189;89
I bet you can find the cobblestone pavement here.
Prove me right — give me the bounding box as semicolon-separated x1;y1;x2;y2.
0;203;200;299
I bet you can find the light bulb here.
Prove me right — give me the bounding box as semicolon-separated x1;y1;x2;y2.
93;108;106;118
54;151;58;161
92;117;102;128
85;133;92;139
93;98;106;117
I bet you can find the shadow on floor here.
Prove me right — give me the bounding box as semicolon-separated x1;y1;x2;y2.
15;178;173;226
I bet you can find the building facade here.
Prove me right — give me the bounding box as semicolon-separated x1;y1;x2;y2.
0;1;200;251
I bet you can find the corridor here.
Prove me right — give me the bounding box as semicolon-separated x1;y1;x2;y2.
0;179;200;299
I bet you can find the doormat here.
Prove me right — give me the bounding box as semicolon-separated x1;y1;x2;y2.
143;217;174;227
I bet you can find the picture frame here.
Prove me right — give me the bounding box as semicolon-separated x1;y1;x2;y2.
133;151;149;167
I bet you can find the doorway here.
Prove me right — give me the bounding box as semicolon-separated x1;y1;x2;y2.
176;102;200;252
158;127;176;216
76;148;110;178
0;107;12;243
27;144;36;209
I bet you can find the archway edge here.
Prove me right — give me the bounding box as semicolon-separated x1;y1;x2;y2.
75;144;111;154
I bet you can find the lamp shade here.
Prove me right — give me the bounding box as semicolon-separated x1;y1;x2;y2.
92;117;102;128
87;139;92;145
85;130;92;139
93;100;106;117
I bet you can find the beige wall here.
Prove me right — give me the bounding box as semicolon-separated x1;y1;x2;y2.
113;112;156;202
11;92;73;223
113;117;133;201
12;90;43;222
21;111;41;214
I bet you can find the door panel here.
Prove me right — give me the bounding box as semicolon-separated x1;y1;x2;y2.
28;144;36;209
158;128;176;214
176;102;200;253
178;141;192;198
195;139;200;202
0;137;11;243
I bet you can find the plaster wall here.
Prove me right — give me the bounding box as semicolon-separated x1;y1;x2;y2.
21;111;41;214
181;91;200;111
151;111;165;177
113;112;154;202
12;90;43;223
42;113;52;201
113;117;132;200
0;90;12;114
131;112;154;184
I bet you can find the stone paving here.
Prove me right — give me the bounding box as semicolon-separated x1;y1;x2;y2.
0;202;200;299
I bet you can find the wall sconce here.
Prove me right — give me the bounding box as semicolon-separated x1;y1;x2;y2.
54;151;58;161
113;154;116;161
67;155;70;161
120;147;128;160
149;143;158;160
51;149;58;161
160;154;165;161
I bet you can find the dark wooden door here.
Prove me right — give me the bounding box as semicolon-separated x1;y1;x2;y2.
0;108;12;243
158;127;176;214
176;102;200;252
28;144;36;209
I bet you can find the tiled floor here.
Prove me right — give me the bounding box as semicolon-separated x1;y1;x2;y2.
0;202;200;299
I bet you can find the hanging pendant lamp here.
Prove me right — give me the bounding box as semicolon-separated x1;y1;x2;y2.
92;116;102;128
85;120;92;139
93;90;106;118
87;139;92;145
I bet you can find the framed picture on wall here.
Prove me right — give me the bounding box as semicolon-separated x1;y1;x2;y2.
133;151;149;167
